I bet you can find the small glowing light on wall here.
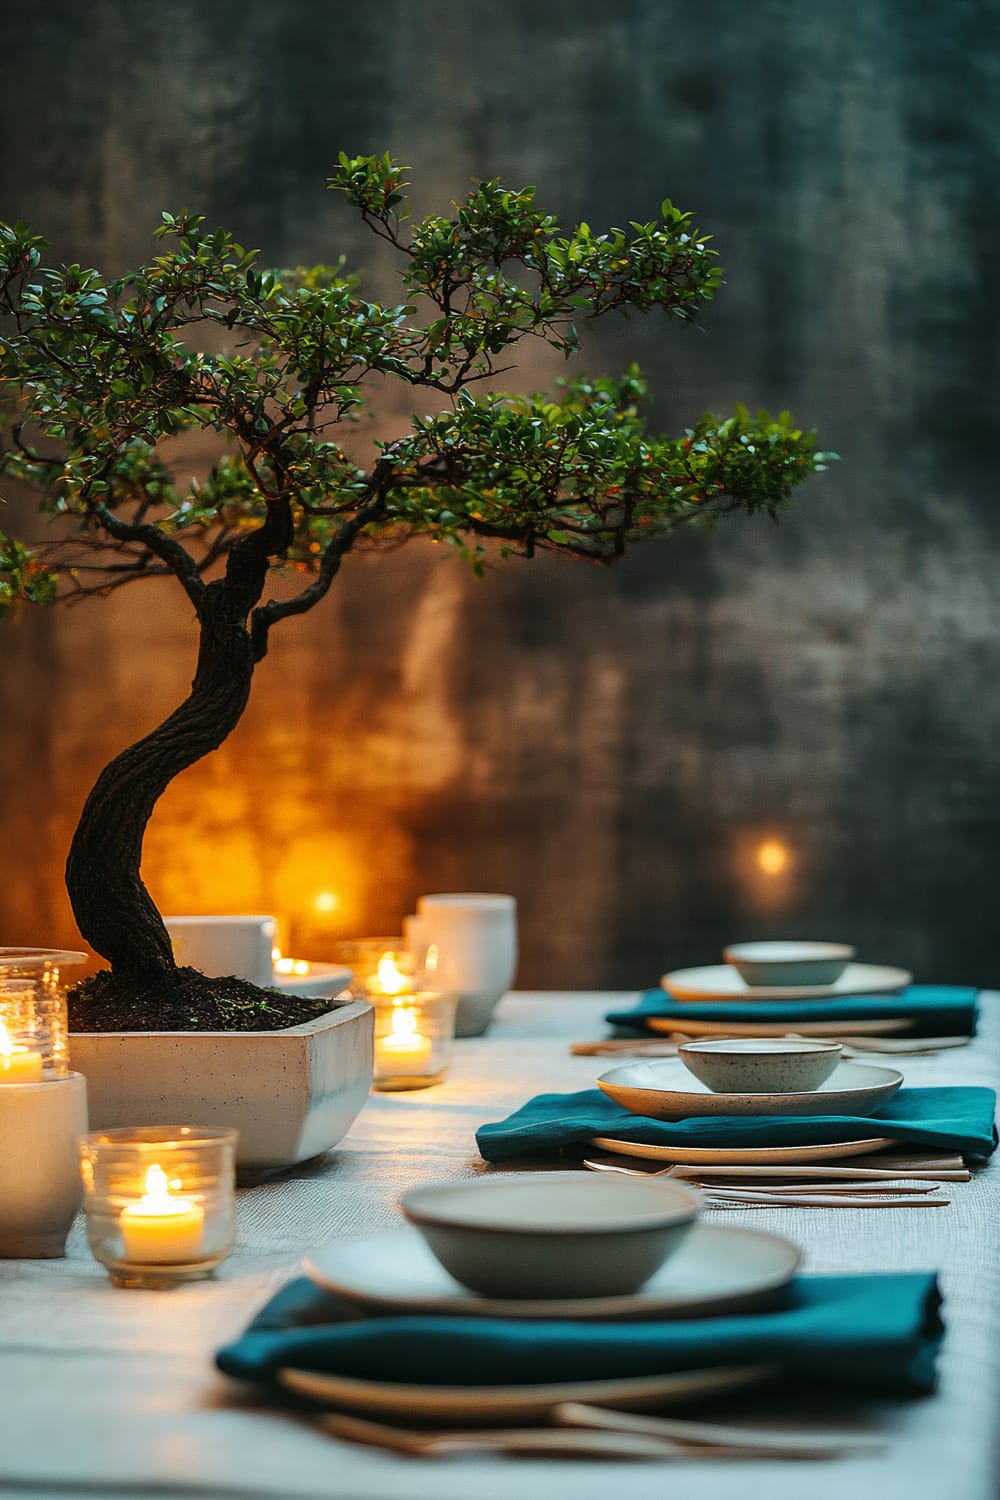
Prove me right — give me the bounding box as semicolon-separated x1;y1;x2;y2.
756;839;790;877
314;891;340;914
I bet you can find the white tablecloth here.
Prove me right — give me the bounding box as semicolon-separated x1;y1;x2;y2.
1;991;998;1500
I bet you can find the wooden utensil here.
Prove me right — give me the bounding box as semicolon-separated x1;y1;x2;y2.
319;1405;884;1459
318;1410;693;1457
583;1157;963;1190
703;1188;950;1208
582;1157;950;1206
556;1402;886;1456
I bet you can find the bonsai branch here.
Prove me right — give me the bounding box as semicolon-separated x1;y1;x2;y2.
95;504;205;607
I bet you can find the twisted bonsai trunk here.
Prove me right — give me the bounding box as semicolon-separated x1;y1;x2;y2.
66;509;291;987
65;593;257;983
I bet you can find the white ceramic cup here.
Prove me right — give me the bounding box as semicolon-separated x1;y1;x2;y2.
0;1072;88;1257
164;915;278;989
407;894;518;1037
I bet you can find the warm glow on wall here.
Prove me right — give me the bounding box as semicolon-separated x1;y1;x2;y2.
756;839;790;877
314;891;340;914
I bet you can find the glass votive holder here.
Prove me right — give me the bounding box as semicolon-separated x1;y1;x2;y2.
0;947;85;1081
78;1126;238;1289
371;989;457;1091
334;938;417;1001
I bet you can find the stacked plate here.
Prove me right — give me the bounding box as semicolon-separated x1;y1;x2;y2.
596;1005;906;1166
294;1215;801;1418
661;940;911;1004
598;1055;903;1122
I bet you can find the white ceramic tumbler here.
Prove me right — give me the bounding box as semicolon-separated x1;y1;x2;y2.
408;894;518;1037
164;916;277;989
0;1072;88;1257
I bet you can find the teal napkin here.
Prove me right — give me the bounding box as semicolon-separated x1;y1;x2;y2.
216;1271;943;1396
605;986;979;1037
475;1086;997;1162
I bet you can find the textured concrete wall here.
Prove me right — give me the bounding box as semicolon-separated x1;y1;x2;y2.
1;0;998;987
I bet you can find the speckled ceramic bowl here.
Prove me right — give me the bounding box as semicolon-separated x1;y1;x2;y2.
723;941;855;987
401;1171;701;1299
677;1037;843;1094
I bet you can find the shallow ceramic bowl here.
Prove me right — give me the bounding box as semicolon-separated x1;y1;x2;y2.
678;1037;843;1094
400;1172;700;1300
723;941;855;987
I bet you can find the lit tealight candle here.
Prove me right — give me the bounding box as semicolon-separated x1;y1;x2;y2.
371;954;412;997
120;1163;205;1264
375;1004;433;1077
0;1021;43;1084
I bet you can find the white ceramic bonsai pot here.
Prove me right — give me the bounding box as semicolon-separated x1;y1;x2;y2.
69;999;373;1176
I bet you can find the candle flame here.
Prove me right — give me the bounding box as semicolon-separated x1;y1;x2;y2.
132;1162;195;1216
390;1005;419;1039
376;954;410;996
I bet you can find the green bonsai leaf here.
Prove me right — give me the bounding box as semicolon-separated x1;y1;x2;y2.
0;532;58;615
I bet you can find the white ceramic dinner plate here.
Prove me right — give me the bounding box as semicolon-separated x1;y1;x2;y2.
278;1361;776;1423
647;1016;912;1038
590;1134;895;1166
597;1058;903;1120
659;962;912;1002
272;964;353;1000
303;1222;801;1322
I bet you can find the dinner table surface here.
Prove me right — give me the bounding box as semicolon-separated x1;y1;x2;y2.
1;988;998;1500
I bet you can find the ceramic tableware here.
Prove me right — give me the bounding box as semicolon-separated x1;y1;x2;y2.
659;962;912;1003
408;893;517;1036
597;1058;903;1120
279;1362;775;1423
677;1037;843;1093
589;1135;895;1166
400;1171;700;1299
164;915;277;988
303;1221;801;1320
272;963;353;1000
723;941;855;987
647;1016;912;1038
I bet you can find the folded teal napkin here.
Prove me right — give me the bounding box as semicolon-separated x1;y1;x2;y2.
475;1086;997;1162
216;1271;943;1396
605;986;979;1037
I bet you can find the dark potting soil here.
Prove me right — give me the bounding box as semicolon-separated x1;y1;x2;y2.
68;965;337;1032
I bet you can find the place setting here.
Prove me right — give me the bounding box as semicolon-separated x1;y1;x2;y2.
216;1168;942;1460
599;940;981;1046
477;943;995;1212
476;1057;996;1174
206;938;984;1453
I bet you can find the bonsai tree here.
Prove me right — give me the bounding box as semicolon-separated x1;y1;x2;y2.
0;153;833;1029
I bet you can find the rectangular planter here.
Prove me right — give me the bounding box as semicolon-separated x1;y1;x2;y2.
69;999;373;1175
